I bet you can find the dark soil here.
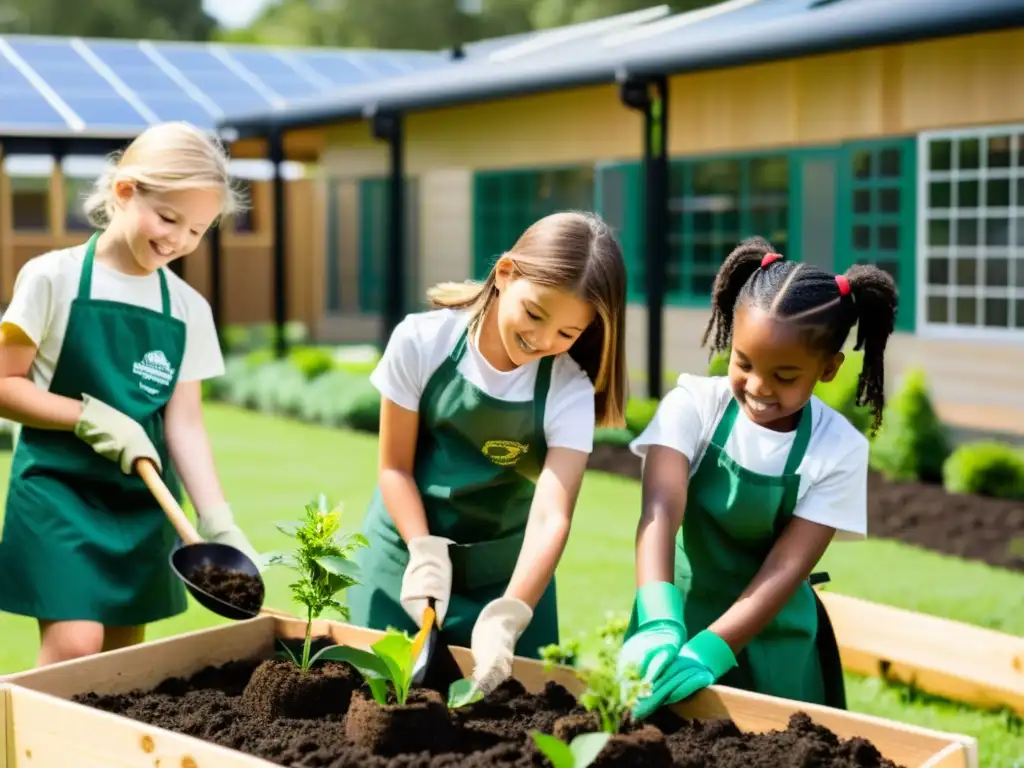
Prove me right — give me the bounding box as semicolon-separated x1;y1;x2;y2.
73;652;904;767
587;443;1024;572
189;562;264;613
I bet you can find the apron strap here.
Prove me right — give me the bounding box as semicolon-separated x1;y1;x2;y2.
782;403;812;475
77;231;173;316
710;397;740;447
450;324;471;363
532;356;553;438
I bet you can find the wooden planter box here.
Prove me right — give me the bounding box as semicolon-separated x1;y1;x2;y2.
819;591;1024;717
2;616;979;768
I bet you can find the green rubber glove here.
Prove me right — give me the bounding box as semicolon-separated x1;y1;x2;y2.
633;629;737;720
616;581;686;685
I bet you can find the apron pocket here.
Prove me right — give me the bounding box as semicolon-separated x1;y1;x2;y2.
449;533;524;591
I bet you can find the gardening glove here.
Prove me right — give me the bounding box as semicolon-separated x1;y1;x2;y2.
470;595;533;694
74;394;162;475
198;502;260;565
633;629;737;720
617;581;687;686
401;534;455;628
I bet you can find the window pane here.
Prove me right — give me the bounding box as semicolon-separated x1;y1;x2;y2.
956;218;978;246
927;293;949;323
984;298;1009;328
11;176;49;231
927;257;949;286
956;179;979;208
955;296;977;325
985;217;1009;247
985;257;1009;287
930;140;952;171
957;138;980;170
853;189;871;214
987;136;1012;168
1016;299;1024;329
928;218;950;246
955;257;978;287
878;188;900;213
877;225;899;250
879;148;901;177
852;150;872;179
929;181;951;208
986;178;1010;208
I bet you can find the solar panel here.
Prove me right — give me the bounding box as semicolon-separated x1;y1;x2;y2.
6;37;149;130
0;54;69;130
150;44;279;116
216;47;324;100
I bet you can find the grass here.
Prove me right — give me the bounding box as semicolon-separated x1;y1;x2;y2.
0;403;1022;766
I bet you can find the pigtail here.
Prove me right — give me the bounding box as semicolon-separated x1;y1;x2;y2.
701;236;777;354
844;264;898;435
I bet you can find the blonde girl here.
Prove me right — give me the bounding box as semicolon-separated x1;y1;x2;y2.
345;211;628;695
0;121;258;667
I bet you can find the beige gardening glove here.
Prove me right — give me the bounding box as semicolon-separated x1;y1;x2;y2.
470;596;533;694
198;503;260;565
74;394;162;475
400;534;454;628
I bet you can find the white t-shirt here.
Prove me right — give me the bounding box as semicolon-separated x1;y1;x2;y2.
2;243;224;392
630;374;869;540
370;308;596;453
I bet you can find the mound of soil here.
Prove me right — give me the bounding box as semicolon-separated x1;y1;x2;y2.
587;443;1024;572
189;563;264;614
72;654;905;767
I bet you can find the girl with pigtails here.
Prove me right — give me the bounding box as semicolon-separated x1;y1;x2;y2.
618;236;899;718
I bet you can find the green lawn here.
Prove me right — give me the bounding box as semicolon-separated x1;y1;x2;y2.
0;404;1022;766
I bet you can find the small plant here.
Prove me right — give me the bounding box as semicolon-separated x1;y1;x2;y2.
447;678;485;709
540;637;581;668
531;731;610;768
263;493;368;673
319;628;417;706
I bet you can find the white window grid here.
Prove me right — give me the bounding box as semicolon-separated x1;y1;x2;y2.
916;124;1024;342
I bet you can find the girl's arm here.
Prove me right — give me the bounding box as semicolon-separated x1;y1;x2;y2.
635;445;690;586
708;517;834;652
503;446;589;607
378;397;430;541
164;378;226;509
0;325;82;430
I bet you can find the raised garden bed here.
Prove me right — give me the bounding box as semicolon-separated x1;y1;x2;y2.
2;616;978;768
587;444;1024;572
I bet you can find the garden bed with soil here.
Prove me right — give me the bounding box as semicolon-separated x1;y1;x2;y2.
587;444;1024;572
2;616;977;768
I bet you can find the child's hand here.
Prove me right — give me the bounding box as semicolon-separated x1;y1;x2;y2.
617;581;687;684
74;394;161;475
470;595;533;694
633;629;737;720
197;502;259;564
400;534;454;628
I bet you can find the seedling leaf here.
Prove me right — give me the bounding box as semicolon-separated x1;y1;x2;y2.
316;555;361;580
310;645;389;678
367;677;389;705
371;632;415;706
274;520;303;537
530;732;574;768
275;640;300;666
447;678;484;709
569;732;611;767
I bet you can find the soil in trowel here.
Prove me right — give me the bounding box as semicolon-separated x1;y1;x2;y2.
189;563;262;614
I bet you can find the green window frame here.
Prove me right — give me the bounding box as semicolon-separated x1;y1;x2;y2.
595;161;642;299
358;176;420;315
472;165;595;279
835;137;917;332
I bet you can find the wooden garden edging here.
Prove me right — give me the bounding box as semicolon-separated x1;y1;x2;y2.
818;590;1024;717
1;615;978;768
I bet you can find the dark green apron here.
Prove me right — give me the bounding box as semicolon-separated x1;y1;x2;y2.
346;324;558;659
627;398;846;708
0;232;188;626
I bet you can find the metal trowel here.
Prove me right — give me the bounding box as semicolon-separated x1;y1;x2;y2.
410;597;464;694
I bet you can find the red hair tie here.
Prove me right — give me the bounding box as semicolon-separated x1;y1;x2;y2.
835;275;851;296
761;252;783;268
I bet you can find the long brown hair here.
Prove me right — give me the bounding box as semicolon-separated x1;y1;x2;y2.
427;211;628;428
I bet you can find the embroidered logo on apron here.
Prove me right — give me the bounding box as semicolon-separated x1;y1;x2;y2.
481;439;530;466
133;350;175;395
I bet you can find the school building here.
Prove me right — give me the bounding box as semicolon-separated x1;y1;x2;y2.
219;0;1024;435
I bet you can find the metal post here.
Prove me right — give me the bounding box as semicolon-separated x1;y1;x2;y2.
370;110;405;350
268;129;287;359
619;74;669;400
208;223;223;349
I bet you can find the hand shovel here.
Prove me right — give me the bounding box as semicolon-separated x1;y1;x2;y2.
136;458;290;621
409;597;464;694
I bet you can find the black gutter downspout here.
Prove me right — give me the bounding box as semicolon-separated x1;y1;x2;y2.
619;74;669;400
370;110;405;350
268;128;288;359
208;222;223;350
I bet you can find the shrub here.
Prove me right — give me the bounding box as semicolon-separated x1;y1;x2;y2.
707;349;730;377
289;346;336;380
252;361;307;415
625;397;659;435
593;426;635;447
943;441;1024;500
869;368;951;483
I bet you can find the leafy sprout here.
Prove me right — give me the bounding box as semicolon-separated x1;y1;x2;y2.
530;731;610;768
316;629;416;706
262;493;368;673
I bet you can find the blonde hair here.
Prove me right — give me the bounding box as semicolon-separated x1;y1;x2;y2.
428;211;629;428
83;121;248;228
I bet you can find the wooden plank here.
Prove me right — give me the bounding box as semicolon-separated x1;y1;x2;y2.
5;616;978;768
5;686;270;767
1;685;11;768
818;591;1024;716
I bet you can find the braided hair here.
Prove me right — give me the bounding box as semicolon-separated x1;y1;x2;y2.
701;236;898;434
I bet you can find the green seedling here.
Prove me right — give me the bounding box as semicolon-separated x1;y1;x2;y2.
318;629;416;706
530;731;610;768
540;637;581;668
447;678;485;709
262;493;368;673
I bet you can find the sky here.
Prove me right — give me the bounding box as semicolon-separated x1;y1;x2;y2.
202;0;276;29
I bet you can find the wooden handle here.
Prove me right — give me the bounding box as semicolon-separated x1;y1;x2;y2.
136;458;203;545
